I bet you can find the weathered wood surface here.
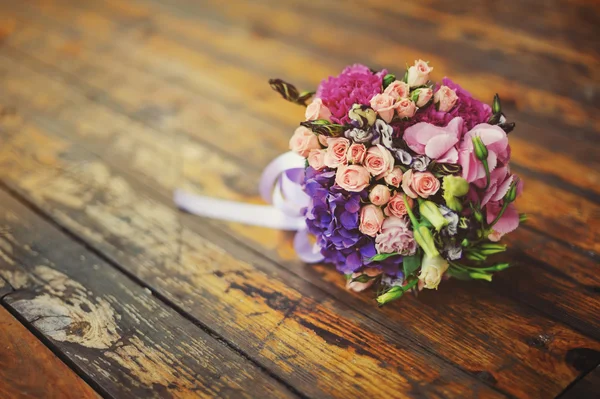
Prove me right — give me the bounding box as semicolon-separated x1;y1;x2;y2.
0;0;598;397
0;306;100;399
560;366;600;399
0;190;295;398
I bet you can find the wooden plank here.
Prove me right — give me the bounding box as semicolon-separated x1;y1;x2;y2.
0;190;297;399
4;0;600;183
560;366;600;399
0;116;505;399
0;76;599;399
0;306;100;399
0;15;598;252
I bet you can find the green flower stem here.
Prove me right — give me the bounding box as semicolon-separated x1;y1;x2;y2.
488;200;509;228
404;278;419;291
482;159;491;189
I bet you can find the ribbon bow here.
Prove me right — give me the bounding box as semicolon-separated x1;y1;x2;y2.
173;152;324;262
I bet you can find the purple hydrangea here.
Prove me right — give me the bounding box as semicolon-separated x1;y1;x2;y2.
316;64;386;125
303;166;403;276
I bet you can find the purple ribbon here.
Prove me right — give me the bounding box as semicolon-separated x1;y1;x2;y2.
174;151;324;262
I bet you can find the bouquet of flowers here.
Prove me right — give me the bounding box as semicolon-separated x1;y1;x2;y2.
270;61;524;304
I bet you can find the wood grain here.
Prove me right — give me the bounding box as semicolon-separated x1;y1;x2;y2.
0;0;597;397
0;66;598;398
0;7;598;253
0;306;100;399
0;190;296;399
560;366;600;399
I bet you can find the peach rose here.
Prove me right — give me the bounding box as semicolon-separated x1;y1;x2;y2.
335;165;371;192
369;184;391;206
307;149;327;171
318;134;328;147
384;167;404;187
359;204;385;237
324;137;350;168
407;59;433;88
369;93;396;123
289;126;320;157
347;143;367;164
415;88;433;107
434;85;458;112
384;192;414;217
402;169;440;199
395;98;417;119
346;268;382;292
364;144;395;178
384;81;410;100
305;98;332;121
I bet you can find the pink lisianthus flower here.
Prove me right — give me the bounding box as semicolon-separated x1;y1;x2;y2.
316;64;387;124
403;117;464;163
346;268;382;292
375;217;417;255
473;166;522;207
486;201;519;237
459;123;510;183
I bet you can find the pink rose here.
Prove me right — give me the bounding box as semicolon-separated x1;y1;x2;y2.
415;88;433;107
404;117;463;163
375;217;417;255
305;98;332;121
347;143;367;164
307;149;327;171
369;93;396;123
324;137;350;168
289;126;320;158
384;167;403;187
346;268;382;292
394;98;417;119
407;59;433;88
434;85;458;112
369;184;391;206
384;81;410;100
364;144;395;178
335;165;371;192
402;169;440;198
359;204;384;237
318;134;328;147
459;124;510;182
384;192;414;218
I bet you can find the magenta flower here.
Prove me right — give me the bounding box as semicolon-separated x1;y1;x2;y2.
316;64;386;124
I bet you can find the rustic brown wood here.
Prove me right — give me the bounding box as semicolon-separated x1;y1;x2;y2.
0;306;100;399
0;0;598;397
560;366;600;399
0;60;598;398
0;190;296;399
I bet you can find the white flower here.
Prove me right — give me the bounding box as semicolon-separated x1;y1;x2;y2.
418;252;449;289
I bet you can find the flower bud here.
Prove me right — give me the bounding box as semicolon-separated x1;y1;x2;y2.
466;251;487;261
418;252;449;289
472;136;488;161
492;94;502;114
504;179;519;203
348;104;377;128
413;225;439;258
473;209;484;223
419;200;448;232
442;175;469;211
376;286;404;305
382;74;396;89
478;243;507;255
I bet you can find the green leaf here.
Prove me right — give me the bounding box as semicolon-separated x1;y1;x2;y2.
300;120;347;137
402;253;421;276
368;253;401;262
350;274;377;284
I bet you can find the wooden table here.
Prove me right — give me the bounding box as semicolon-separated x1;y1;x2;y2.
0;0;598;398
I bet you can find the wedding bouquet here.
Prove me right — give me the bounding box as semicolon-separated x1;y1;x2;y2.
269;61;524;304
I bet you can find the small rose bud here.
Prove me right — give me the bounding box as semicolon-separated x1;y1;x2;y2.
472;136;488;161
